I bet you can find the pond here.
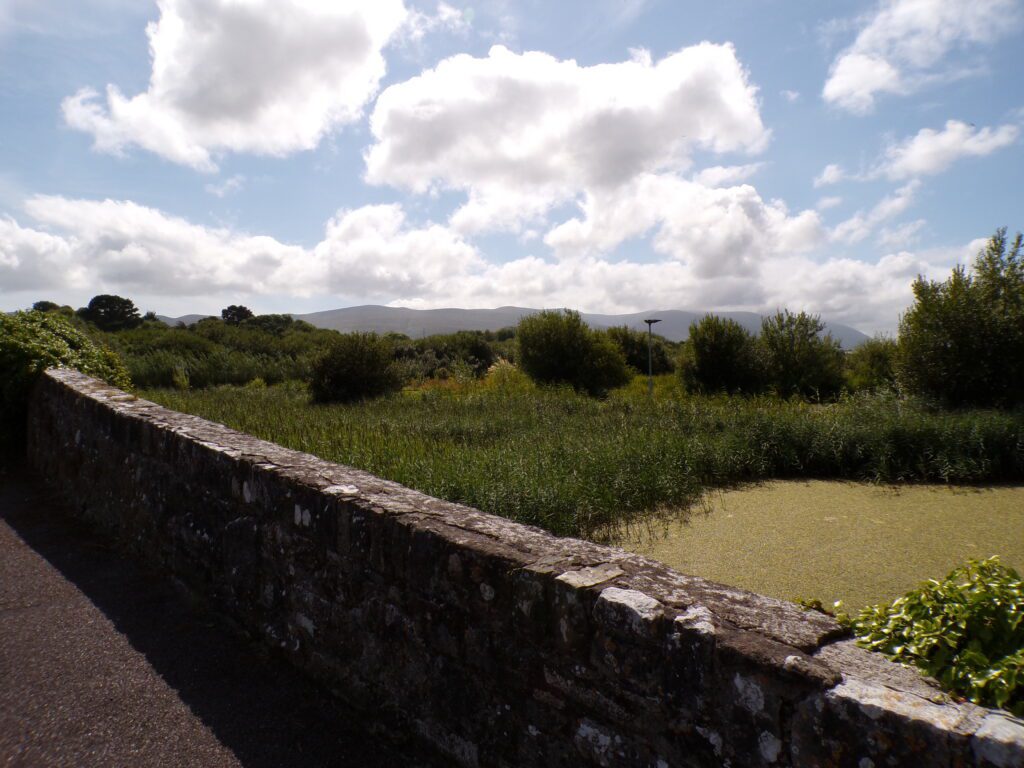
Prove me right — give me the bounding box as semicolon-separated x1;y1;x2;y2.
624;480;1024;611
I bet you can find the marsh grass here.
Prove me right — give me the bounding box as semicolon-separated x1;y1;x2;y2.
145;379;1024;540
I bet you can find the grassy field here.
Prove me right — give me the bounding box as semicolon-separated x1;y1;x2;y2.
144;377;1024;540
626;480;1024;610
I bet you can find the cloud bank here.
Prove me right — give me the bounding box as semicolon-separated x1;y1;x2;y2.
2;194;968;333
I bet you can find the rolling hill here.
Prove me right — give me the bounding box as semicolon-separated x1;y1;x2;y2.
158;306;870;347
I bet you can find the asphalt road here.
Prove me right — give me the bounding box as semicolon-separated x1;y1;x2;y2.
0;468;447;768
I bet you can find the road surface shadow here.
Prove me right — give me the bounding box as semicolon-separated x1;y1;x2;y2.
0;467;448;768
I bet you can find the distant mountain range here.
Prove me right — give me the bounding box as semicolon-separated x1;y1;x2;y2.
157;306;870;348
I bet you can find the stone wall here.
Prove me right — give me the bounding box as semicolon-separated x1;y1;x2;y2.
26;369;1024;767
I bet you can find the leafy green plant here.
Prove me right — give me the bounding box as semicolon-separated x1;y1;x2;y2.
0;311;131;452
849;557;1024;715
606;325;674;375
310;332;403;403
898;227;1024;407
77;294;143;331
845;336;898;393
761;310;845;401
679;315;764;395
516;310;630;395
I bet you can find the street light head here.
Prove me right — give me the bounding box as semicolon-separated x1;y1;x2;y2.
643;318;661;325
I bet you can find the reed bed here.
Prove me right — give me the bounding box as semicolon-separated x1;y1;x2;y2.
144;380;1024;540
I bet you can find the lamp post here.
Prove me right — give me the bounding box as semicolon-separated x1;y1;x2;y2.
643;318;661;397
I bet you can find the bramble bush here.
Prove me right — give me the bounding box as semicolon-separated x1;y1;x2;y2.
0;311;130;453
846;557;1024;715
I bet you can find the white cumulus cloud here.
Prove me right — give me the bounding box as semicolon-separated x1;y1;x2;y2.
365;42;770;233
3;196;481;301
62;0;409;171
544;173;824;280
822;0;1019;113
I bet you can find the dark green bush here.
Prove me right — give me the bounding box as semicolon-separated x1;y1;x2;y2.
392;331;499;381
761;310;845;400
310;333;403;403
679;315;764;395
848;557;1024;715
606;325;673;374
77;294;143;331
845;336;898;392
221;304;254;325
898;228;1024;408
99;315;337;388
0;311;131;452
516;310;630;395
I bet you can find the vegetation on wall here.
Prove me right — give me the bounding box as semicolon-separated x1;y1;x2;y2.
846;557;1024;716
0;311;130;452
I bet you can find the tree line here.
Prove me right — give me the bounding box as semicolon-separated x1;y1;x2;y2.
12;226;1024;410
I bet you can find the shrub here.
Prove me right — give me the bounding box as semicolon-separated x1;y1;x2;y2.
845;336;898;393
679;315;764;395
898;228;1024;407
516;310;630;395
606;325;674;374
482;359;535;393
848;557;1024;715
761;310;845;400
310;332;403;403
0;311;131;452
393;331;498;381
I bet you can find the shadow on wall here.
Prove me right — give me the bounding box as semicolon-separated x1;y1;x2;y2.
0;471;448;768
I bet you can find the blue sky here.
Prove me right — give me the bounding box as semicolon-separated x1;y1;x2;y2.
1;0;1021;332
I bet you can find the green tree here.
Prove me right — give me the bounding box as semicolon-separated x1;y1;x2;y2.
606;325;673;375
310;333;403;403
678;315;764;395
242;313;301;335
516;310;630;395
845;336;898;393
0;311;130;453
221;304;255;325
78;294;143;332
761;310;845;400
31;300;60;312
898;228;1024;407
